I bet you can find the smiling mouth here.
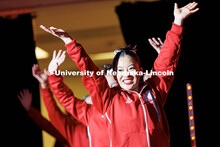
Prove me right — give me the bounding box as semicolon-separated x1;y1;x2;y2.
122;79;133;85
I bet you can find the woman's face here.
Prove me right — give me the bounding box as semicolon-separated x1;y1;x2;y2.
116;55;142;91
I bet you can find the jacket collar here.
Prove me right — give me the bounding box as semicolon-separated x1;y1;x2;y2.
120;82;149;96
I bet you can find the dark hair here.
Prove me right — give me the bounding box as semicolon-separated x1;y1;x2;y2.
112;45;141;71
102;64;113;75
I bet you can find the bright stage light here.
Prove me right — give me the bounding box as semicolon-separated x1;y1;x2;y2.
35;46;49;59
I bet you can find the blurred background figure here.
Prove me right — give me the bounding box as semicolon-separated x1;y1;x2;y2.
32;64;89;147
18;88;70;147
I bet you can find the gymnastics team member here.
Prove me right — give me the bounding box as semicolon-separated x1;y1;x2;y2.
41;2;199;146
41;29;163;147
19;64;90;147
47;51;111;147
33;64;91;147
46;48;158;147
17;88;69;146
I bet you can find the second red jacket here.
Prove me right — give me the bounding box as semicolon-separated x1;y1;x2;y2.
48;75;110;147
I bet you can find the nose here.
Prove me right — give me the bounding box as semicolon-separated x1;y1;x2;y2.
120;69;129;76
123;70;135;77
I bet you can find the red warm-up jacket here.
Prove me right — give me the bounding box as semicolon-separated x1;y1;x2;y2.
65;23;183;147
48;75;110;147
41;86;89;147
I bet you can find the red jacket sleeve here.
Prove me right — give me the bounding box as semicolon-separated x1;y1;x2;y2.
65;40;116;114
48;74;91;126
149;23;184;105
27;107;67;144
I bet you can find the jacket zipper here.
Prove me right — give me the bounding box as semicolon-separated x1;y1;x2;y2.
139;94;150;147
105;112;111;124
87;126;92;147
104;113;112;147
127;85;151;147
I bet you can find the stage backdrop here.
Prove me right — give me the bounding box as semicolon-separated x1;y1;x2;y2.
1;14;42;147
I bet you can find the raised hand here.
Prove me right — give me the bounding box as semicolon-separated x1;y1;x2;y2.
148;37;163;54
32;64;48;88
174;2;199;26
40;25;73;44
18;89;32;112
48;50;66;75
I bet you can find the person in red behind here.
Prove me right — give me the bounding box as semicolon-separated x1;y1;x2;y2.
18;88;69;147
40;2;199;147
18;64;90;147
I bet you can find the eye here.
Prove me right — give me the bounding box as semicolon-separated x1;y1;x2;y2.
117;68;123;72
128;66;136;70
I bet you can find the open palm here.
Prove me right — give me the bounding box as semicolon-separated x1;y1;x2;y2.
32;64;48;87
40;25;73;44
18;89;32;112
174;2;199;20
48;50;66;75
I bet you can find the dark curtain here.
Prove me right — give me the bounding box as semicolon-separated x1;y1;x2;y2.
116;0;212;146
1;14;42;147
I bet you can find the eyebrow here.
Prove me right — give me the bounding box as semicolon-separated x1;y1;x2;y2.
128;64;135;67
117;64;135;68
